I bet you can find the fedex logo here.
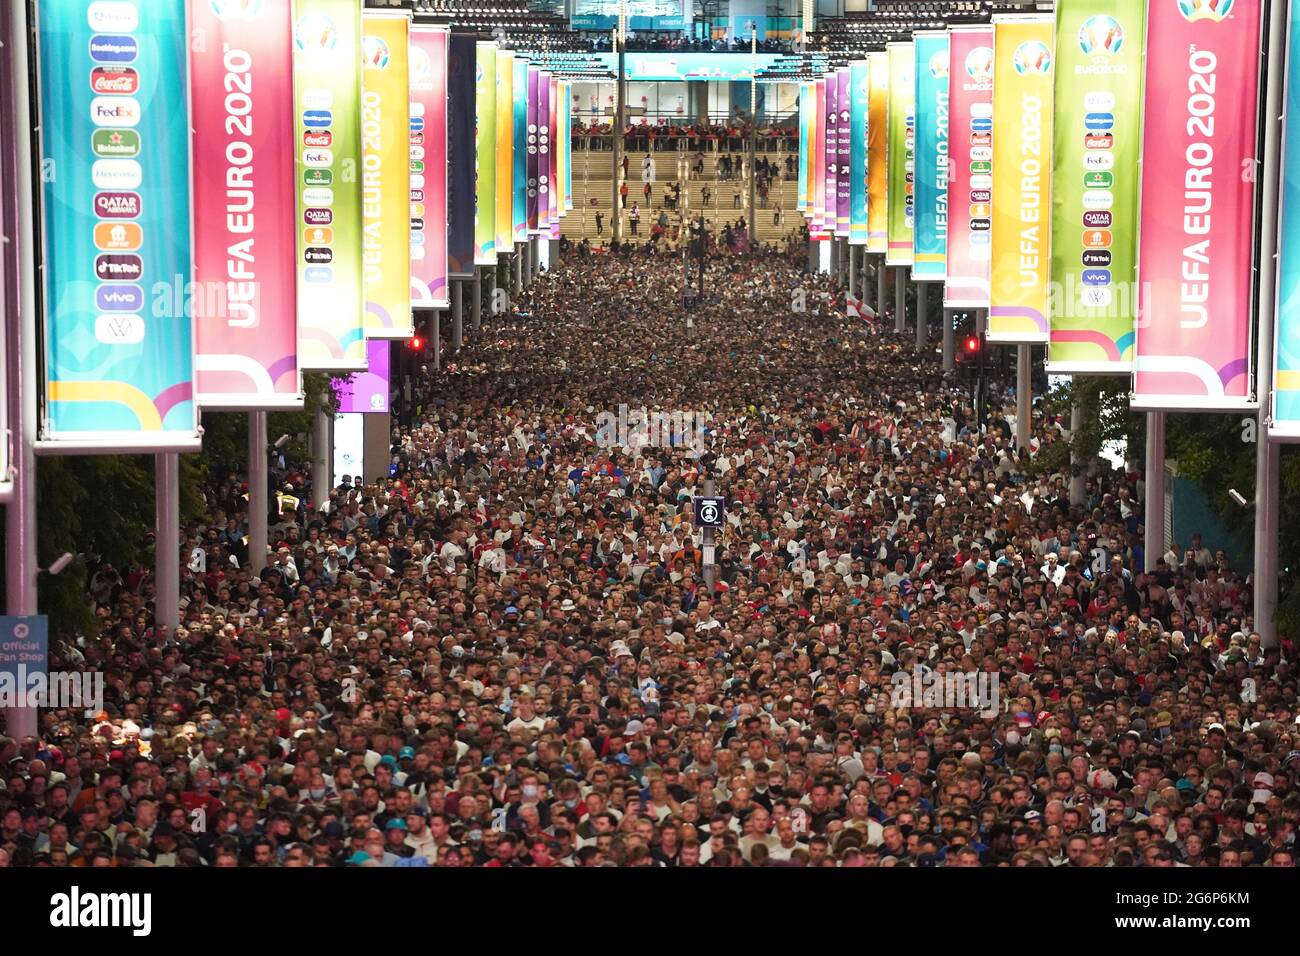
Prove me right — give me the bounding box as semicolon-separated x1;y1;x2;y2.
91;96;140;127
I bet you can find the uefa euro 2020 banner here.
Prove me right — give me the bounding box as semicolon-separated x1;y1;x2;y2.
1135;0;1262;411
494;50;514;255
867;52;889;253
409;26;449;309
886;41;915;266
836;67;851;235
824;72;838;237
537;70;553;232
361;11;412;339
945;26;996;310
987;16;1054;337
293;0;366;371
1047;0;1145;374
1273;1;1300;437
810;76;825;235
191;0;301;409
474;41;497;262
36;0;199;449
512;56;528;243
912;32;949;280
849;63;870;245
798;82;810;212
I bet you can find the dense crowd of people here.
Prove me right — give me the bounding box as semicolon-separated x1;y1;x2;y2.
574;120;797;153
0;243;1296;869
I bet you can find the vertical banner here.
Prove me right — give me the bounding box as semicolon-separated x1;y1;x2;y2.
912;32;950;279
1274;2;1300;435
1134;0;1261;410
536;71;552;233
494;49;514;254
988;16;1055;337
811;76;825;234
562;80;573;213
409;26;448;309
447;34;474;277
332;339;390;413
526;65;539;232
867;52;889;253
824;72;838;236
1048;0;1146;373
836;67;852;234
361;12;412;339
945;26;996;309
36;0;198;448
191;0;300;409
886;42;915;266
293;0;365;370
512;57;528;243
849;63;870;244
547;73;559;229
473;41;496;264
797;81;810;212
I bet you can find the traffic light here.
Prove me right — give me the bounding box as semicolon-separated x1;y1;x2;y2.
964;335;980;355
407;336;424;350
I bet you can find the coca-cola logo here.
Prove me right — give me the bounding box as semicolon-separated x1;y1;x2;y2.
90;66;138;94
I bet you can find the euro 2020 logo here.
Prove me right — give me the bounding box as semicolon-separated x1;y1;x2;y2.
1013;40;1052;76
1179;0;1234;22
1078;15;1124;56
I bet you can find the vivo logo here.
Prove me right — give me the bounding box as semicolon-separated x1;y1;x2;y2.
304;266;333;283
1082;269;1111;286
94;284;144;311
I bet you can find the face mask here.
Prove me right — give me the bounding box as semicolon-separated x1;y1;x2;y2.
564;799;579;809
310;788;326;799
1005;730;1021;746
522;785;538;799
468;828;483;843
1048;744;1062;756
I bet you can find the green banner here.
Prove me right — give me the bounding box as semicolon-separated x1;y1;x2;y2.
1047;0;1145;373
886;42;915;266
294;0;367;370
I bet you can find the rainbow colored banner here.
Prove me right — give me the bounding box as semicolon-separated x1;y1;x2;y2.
912;32;949;280
811;76;826;234
886;42;915;266
563;79;573;212
1048;0;1146;374
473;41;497;264
512;56;528;243
849;63;870;245
988;16;1054;338
293;0;366;370
494;49;514;255
797;81;811;212
35;0;199;448
1134;0;1261;410
547;73;559;229
361;12;412;339
824;72;839;236
1274;2;1300;437
945;26;996;309
867;52;889;253
191;0;300;409
835;68;851;234
409;26;448;309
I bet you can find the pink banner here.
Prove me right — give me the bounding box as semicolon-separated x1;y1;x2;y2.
332;339;391;414
191;0;299;408
811;77;826;236
548;74;560;229
410;27;448;308
944;27;993;308
1134;0;1262;410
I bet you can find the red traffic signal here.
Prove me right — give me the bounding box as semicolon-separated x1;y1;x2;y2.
964;336;980;354
407;336;424;350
